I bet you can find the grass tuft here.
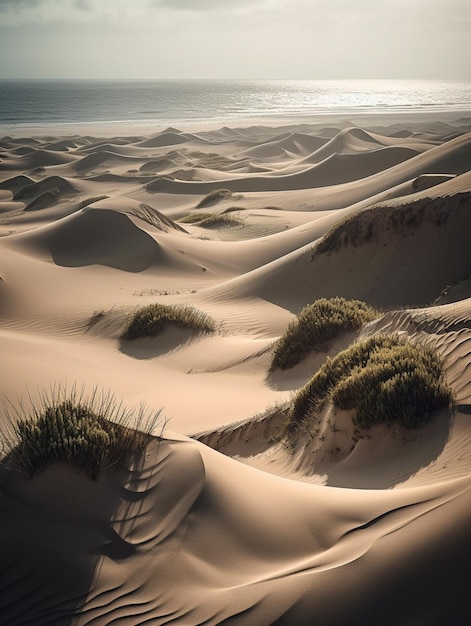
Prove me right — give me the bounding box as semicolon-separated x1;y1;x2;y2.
270;297;380;371
196;189;232;208
314;197;456;258
77;195;108;210
221;206;247;214
196;214;244;229
1;386;163;480
286;334;453;440
121;303;216;340
179;212;214;224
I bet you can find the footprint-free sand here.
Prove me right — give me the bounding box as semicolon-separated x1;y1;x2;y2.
1;112;471;624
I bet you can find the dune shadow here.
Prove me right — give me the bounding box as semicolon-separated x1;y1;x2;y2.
118;327;202;360
323;409;455;489
266;367;317;392
0;460;141;624
0;434;203;625
195;405;289;459
456;403;471;414
49;208;162;273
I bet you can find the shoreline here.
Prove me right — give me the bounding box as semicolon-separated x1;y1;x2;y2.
2;108;471;138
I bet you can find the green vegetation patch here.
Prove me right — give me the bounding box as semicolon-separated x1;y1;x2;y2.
179;212;214;224
77;195;108;210
2;387;162;479
196;214;244;229
271;297;380;371
221;206;247;214
196;188;232;208
314;197;455;257
121;303;216;340
287;334;453;439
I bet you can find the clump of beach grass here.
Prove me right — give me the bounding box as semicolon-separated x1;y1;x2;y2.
121;303;216;340
77;195;108;210
286;334;453;440
179;212;214;224
196;188;232;208
313;197;455;258
1;386;163;480
196;214;244;229
270;297;380;371
221;206;247;214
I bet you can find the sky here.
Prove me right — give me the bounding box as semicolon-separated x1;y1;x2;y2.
0;0;470;80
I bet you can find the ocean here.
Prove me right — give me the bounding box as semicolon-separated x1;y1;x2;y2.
1;79;470;131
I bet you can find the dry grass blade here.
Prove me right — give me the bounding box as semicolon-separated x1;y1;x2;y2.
196;214;244;229
285;334;454;443
196;189;232;208
271;297;380;371
121;303;216;340
0;384;164;480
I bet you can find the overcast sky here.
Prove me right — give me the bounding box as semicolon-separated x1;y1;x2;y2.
0;0;469;80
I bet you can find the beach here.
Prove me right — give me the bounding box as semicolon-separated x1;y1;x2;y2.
1;110;471;624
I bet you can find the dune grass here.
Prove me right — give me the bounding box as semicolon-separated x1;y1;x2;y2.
179;212;214;224
121;303;216;340
221;206;247;214
196;214;244;229
270;298;380;371
196;188;232;208
179;212;243;228
286;334;453;440
77;195;108;210
128;203;187;233
314;197;454;257
1;386;162;479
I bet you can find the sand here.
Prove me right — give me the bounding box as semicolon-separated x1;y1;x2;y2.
1;112;471;624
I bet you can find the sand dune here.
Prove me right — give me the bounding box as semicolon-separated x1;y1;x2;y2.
0;136;42;147
139;157;178;172
207;187;471;311
137;131;196;148
1;113;471;625
78;141;143;156
6;197;196;273
146;131;471;195
7;145;38;156
1;433;470;625
0;174;35;193
18;148;79;168
13;175;79;201
73;150;144;173
17;207;164;271
297;128;434;165
236;131;328;159
44;138;79;151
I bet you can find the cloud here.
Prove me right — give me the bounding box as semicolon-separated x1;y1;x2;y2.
155;0;272;12
0;0;41;10
0;0;273;18
74;0;91;10
0;0;145;24
0;0;469;79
